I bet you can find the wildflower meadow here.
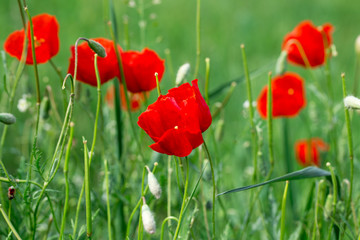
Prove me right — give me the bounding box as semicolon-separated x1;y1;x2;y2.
1;0;360;239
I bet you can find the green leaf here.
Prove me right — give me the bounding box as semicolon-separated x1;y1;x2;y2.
217;167;330;197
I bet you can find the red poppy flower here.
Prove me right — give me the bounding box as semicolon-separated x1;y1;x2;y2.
121;48;165;93
4;13;59;64
67;38;121;86
105;85;147;111
295;138;329;167
282;20;334;68
138;79;212;157
257;72;306;118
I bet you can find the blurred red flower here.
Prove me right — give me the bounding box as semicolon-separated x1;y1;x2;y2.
282;20;333;68
138;79;212;157
295;138;329;167
4;13;59;64
105;85;147;111
121;48;165;93
67;38;121;86
257;72;306;118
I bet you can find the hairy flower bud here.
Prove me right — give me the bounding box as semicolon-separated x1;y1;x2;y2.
0;113;16;125
175;63;190;86
146;166;161;199
141;198;156;234
344;95;360;109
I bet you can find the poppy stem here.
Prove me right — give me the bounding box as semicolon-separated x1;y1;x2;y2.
59;121;74;240
312;180;325;240
203;141;216;240
0;204;21;240
341;73;354;221
83;138;92;239
193;0;201;79
155;72;162;96
241;44;258;182
266;72;274;178
161;217;179;240
280;181;289;240
173;157;189;240
104;159;113;240
137;166;146;240
167;155;173;237
326;162;337;240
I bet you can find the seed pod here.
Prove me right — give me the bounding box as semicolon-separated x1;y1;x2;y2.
141;198;156;234
0;113;16;125
175;63;190;86
87;39;107;58
146;166;161;199
275;50;288;76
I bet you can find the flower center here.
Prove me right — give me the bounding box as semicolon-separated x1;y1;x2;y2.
34;36;45;48
174;126;178;130
288;88;294;95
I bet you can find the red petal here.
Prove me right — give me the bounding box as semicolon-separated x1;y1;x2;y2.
4;30;25;62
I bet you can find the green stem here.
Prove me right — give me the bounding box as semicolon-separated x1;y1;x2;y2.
161;217;179;240
212;82;237;119
193;0;201;79
155;72;162;96
267;72;274;177
83;138;92;239
241;44;257;182
312;180;325;240
280;181;289;240
137;167;147;240
326;163;338;239
203;142;216;240
173;157;189;240
59;122;75;239
167;156;173;238
0;204;21;240
104;159;113;240
341;73;354;216
49;59;68;111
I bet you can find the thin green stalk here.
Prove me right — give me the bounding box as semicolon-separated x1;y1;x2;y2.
266;72;274;178
280;181;289;240
203;141;216;240
326;162;338;240
155;72;162;96
205;58;210;105
83;138;92;238
312;180;325;240
59;122;75;239
167;156;173;238
137;167;147;240
173;157;189;240
341;73;354;216
161;217;179;240
49;59;68;110
212;82;237;118
174;156;183;194
104;159;113;240
0;204;21;240
193;0;201;79
241;44;258;182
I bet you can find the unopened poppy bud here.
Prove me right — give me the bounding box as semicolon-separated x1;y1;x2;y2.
0;113;16;125
87;39;107;58
275;50;288;75
324;194;333;221
175;63;190;86
344;95;360;109
146;166;161;199
40;96;51;120
141;197;156;234
355;35;360;55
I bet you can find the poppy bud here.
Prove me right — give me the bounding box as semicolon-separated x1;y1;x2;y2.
40;96;51;120
275;50;288;75
0;113;16;125
355;35;360;55
141;197;156;234
344;95;360;109
175;63;190;86
324;194;333;221
87;39;107;58
146;165;162;199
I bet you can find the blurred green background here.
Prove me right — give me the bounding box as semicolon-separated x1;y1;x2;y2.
1;0;360;238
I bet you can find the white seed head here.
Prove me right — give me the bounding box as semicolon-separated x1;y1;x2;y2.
355;35;360;55
175;63;190;86
344;95;360;109
141;202;156;234
148;172;162;199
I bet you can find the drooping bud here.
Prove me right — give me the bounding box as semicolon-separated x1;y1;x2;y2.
87;39;107;58
146;165;162;199
344;95;360;109
141;197;156;234
0;113;16;125
355;35;360;55
175;63;190;86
